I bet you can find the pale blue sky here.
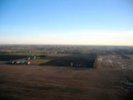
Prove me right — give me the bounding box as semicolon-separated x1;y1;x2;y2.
0;0;133;45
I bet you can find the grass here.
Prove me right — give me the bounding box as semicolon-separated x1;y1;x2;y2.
30;59;52;65
0;51;43;56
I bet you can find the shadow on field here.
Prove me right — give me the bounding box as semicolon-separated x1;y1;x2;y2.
40;53;97;68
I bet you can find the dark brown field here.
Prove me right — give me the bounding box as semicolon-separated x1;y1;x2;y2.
0;63;132;100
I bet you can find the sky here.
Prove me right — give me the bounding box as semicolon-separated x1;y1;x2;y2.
0;0;133;45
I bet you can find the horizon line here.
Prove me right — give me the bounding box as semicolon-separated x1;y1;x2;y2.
0;44;133;47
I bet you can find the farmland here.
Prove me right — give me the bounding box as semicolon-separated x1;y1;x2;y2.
0;45;133;100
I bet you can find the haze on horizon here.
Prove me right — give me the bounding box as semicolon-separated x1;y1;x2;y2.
0;0;133;46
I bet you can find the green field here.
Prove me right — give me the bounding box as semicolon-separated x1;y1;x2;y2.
0;51;44;56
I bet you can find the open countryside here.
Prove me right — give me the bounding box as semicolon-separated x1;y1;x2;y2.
0;45;133;100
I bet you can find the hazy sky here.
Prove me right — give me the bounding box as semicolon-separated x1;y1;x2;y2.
0;0;133;45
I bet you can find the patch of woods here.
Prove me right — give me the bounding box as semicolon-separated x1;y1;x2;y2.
0;55;28;61
40;53;97;68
